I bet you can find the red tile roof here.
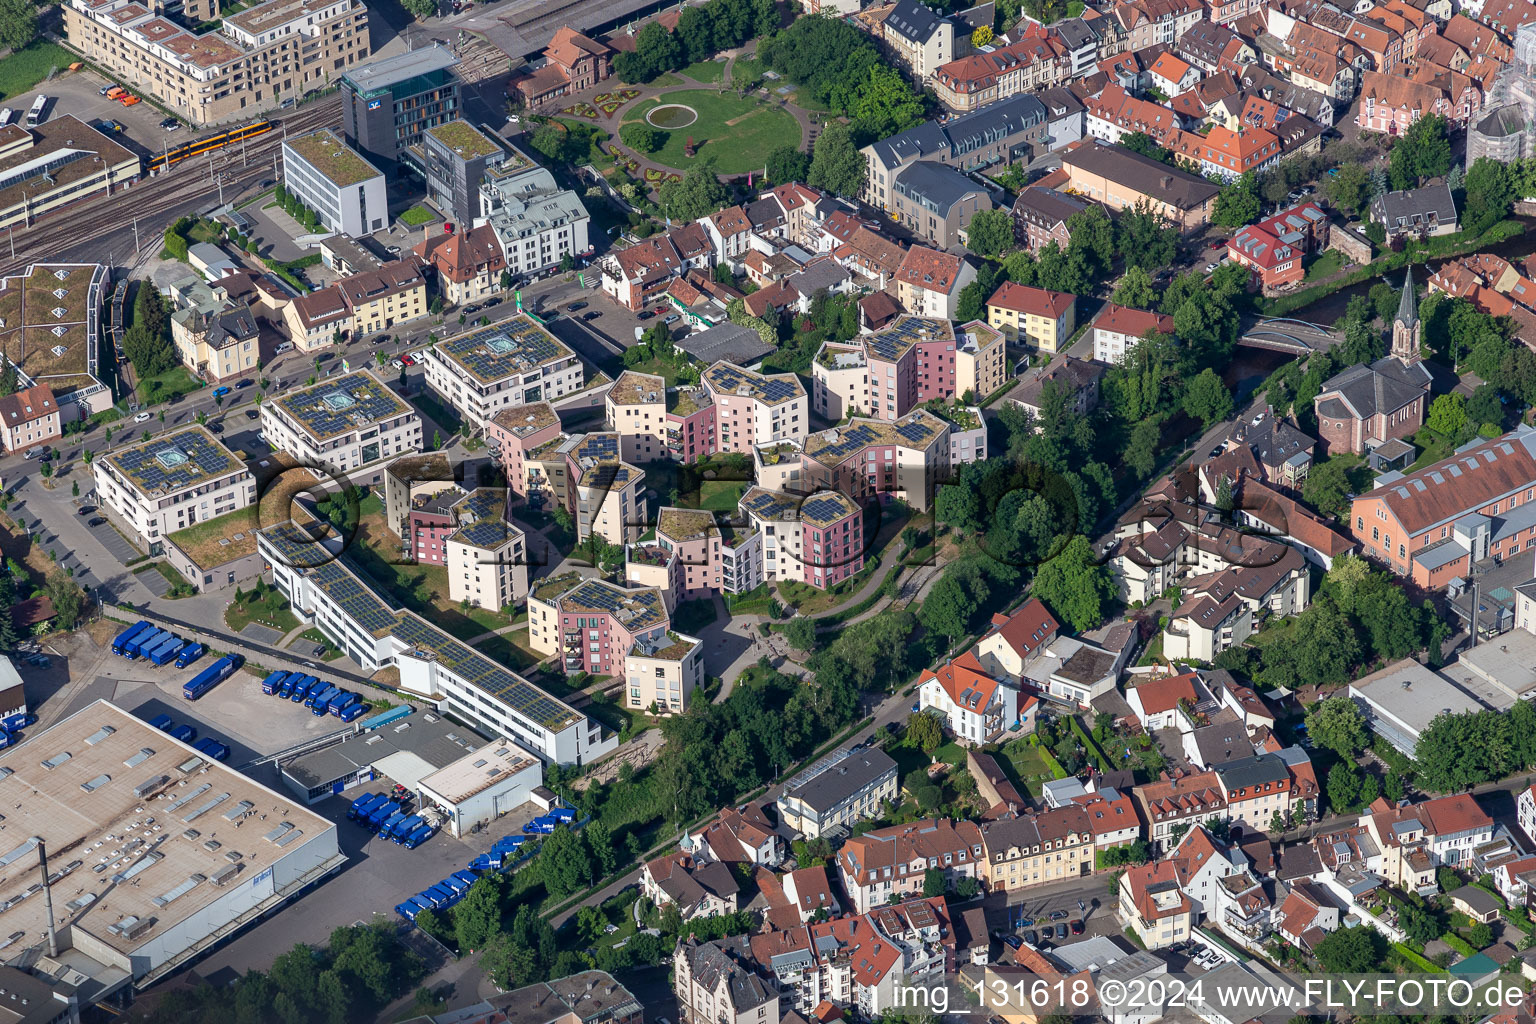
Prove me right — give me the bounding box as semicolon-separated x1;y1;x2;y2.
986;281;1075;318
896;246;965;293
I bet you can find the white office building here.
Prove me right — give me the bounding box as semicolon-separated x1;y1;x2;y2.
282;129;388;237
480;161;592;276
93;426;255;550
421;313;584;429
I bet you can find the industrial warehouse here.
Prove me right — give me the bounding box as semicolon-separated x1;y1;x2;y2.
0;701;343;1011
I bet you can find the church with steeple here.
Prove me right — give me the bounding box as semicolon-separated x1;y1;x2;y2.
1312;269;1433;457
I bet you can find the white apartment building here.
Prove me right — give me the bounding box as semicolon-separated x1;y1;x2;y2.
282;129;388;237
777;748;899;839
422;314;583;430
259;525;615;765
94;426;255;550
260;370;421;485
917;651;1026;746
1091;304;1177;364
480;161;592;276
443;488;528;612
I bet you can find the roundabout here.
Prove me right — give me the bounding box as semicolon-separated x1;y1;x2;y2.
646;104;699;129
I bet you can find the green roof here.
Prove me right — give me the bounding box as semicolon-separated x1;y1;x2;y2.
426;119;504;161
285;129;382;189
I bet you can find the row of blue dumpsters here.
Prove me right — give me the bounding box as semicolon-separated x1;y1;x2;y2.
348;789;437;851
393;807;576;921
259;670;368;722
110;620;247;701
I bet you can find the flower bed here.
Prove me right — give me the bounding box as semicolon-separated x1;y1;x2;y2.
561;102;599;119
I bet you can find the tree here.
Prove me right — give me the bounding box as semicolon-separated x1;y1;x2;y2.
1212;172;1262;229
1032;535;1115;633
1469;921;1495;949
783;616;816;651
1315;927;1384;972
1306;695;1368;759
0;0;38;51
971;25;994;46
807;120;866;199
619;122;665;154
0;356;15;398
585;820;618;877
848;64;924;143
1326;162;1372;218
1427;392;1470;442
539;826;593;899
922;868;946;897
765;145;811;185
1467;382;1504;429
1183;368;1234;430
44;573;84;631
451;878;503;950
1389;115;1453;189
1399;899;1443;947
966;208;1014;258
660;157;731;223
1112;266;1157;309
1463;157;1514;233
907;711;944;753
919;566;985;640
1120;132;1171;164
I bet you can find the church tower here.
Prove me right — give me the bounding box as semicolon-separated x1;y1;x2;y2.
1392;267;1422;366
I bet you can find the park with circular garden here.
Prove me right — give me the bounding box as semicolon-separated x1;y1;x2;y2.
621;88;801;175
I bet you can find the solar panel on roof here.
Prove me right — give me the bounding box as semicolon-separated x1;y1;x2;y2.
802;496;848;523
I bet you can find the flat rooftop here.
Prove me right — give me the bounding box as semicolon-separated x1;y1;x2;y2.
867;315;953;362
418;737;539;803
1349;658;1491;733
283;129;382;189
282;710;489;792
424;119;504;161
105;426;245;497
274;370;411;442
0;700;336;960
341;44;459;95
0;260;107;399
802;410;948;467
608;370;665;407
438;314;576;385
166;460;318;569
558;579;667;632
491;401;560;439
702;361;804;407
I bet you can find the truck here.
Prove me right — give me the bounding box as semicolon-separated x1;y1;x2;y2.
439;873;470;895
288;677;314;703
261;671;289;696
183;655;243;701
112;620;153;656
547;807;576;824
276;676;296;700
523;817;557;834
403;824;436;850
327;691;359;717
395;899;425;921
374;809;409;837
305;683;337;710
174;643;205;669
451;870;479;891
194;737;230;761
124;628;166;659
367;802;403;831
427;884;461;909
147;713;173;732
170;724;197;744
149;638;187;667
349;792;385;819
339;703;366;723
388;814;425;843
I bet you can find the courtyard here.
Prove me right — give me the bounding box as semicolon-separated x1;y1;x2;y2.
619;89;801;175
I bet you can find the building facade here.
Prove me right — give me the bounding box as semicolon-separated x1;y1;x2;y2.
282;129;387;237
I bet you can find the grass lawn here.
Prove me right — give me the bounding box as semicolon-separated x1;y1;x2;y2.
698;480;745;511
1408;428;1455;473
680;59;727;83
999;737;1057;799
776;558;877;616
400;206;435;226
0;43;76;101
931;741;966;767
294;627;343;661
731;55;766;82
616;354;687;386
622;90;800;175
1304;249;1348;282
649;73;684;87
186;219;225;245
138;366;202;406
225;589;300;633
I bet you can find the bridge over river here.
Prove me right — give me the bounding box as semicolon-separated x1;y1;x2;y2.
1238;317;1343;356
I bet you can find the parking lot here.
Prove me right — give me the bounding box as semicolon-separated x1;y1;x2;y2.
14;66;186;159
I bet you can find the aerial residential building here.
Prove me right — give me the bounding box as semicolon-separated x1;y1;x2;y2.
1227;202;1330;293
596;224;711;310
170;298;259;383
975;805;1095;893
340;46;461;172
1171;124;1282;182
1212;754;1293;831
282;287;353;353
95;426;255;550
893;246;977;320
863;94;1048;208
1363;794;1494;877
485;401;563;496
1012;187;1088;254
1369;182;1459;242
918;650;1031;746
480;159;592;277
930;34;1069;112
1059;140;1220;231
836;818;985;913
701;362;808;454
811;316;997;421
985;281;1076;351
413;223;506;306
888;162;994;248
674;936;777;1021
759;409;957;512
334;260;429;337
260;371;422;485
973;598;1059;679
0;385;61;453
422;314;584;430
531;432;648;546
282;129;388;237
874;0;955;80
1004;355;1104;421
65;0;371;127
1162;541;1309;661
1091;303;1176;364
440;487;528;612
778;747;900;838
690;804;784;867
605;371;667;463
1133;770;1229;853
739;487;863;590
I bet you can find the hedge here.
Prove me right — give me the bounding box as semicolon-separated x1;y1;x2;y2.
1069;715;1110;772
1393;943;1445;972
1030;733;1069;780
1441;932;1477;957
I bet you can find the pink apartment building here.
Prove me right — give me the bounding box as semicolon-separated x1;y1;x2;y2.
486;401;563;496
740;487;864;589
702;361;809;455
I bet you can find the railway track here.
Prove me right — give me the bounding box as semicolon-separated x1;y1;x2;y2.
0;95;343;277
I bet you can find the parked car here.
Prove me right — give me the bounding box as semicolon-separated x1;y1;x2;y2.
134;411;151;423
212;386;231;398
22;446;45;460
637;311;655;321
245;409;259;420
566;301;588;312
1023;929;1038;945
1070;919;1083;935
1055;922;1068;939
401;353;416;366
663;314;680;325
76;505;96;515
391;359;405;369
583;311;601;321
235;378;253;389
88;517;105;527
1050;909;1069;920
1002;935;1023;950
208;423;224;434
99;83;118;96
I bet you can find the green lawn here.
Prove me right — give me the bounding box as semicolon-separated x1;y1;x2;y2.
622;90;800;174
1304;249;1348;282
226;591;300;633
999;737;1057;799
400;206;435;226
698;481;745;511
0;43;76;102
138;366;202;406
649;73;684;87
680;59;727;83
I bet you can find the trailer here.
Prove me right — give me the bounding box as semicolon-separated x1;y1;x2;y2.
523;817;557;834
112;620;153;655
139;631;177;661
0;713;34;733
124;628;167;659
440;874;470;895
183;655;243;701
340;703;366;723
174;643;205;669
147;713;174;732
194;738;230;762
261;671;289;696
169;724;197;744
306;683;338;710
327;691;359;716
395;900;424;921
451;870;479;891
547;807;576;824
148;638;187;667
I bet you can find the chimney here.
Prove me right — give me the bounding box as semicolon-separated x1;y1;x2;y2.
1161;175;1173;189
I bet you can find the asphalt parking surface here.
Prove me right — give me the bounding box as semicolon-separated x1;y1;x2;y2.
19;67;190;156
